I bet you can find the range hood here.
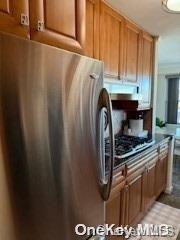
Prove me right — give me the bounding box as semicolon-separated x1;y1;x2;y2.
104;81;143;110
109;93;141;101
109;93;142;110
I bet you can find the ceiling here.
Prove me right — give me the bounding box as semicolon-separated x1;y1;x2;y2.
106;0;180;67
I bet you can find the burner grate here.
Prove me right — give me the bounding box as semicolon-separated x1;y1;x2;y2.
105;134;153;156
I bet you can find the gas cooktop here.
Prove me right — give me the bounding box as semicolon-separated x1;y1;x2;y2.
105;134;155;159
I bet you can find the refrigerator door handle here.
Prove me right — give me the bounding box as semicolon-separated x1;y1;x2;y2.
97;88;114;201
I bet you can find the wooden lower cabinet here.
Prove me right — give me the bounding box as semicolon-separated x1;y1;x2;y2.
143;163;156;211
155;155;168;197
106;166;125;239
106;190;124;239
155;141;168;197
106;191;121;226
106;141;169;230
124;173;144;226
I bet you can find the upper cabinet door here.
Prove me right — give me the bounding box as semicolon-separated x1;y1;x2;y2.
139;32;153;108
0;0;29;38
29;0;85;54
123;20;141;84
100;2;124;79
85;0;100;59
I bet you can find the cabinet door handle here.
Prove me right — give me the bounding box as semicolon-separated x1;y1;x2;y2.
125;185;129;192
21;14;29;26
37;21;44;31
90;73;99;80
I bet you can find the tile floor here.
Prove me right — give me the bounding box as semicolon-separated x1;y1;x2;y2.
158;156;180;208
158;156;180;240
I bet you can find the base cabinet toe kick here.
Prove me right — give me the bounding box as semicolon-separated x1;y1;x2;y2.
106;137;171;237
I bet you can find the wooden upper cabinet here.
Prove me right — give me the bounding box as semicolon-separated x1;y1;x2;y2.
100;2;124;79
123;20;141;84
139;32;153;108
0;0;29;38
29;0;86;54
85;0;100;59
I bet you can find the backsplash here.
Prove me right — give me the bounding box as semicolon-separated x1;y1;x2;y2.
113;109;126;134
105;109;126;138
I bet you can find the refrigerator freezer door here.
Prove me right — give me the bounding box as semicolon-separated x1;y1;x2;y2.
0;32;104;240
97;88;114;201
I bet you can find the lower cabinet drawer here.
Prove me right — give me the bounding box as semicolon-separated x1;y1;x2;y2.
126;149;158;176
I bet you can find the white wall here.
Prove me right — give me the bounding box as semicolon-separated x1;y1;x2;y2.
156;73;168;122
156;63;180;122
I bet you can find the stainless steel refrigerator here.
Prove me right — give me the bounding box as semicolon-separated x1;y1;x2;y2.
0;32;114;240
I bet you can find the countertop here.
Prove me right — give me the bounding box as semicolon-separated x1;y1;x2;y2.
156;125;180;139
153;133;172;145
